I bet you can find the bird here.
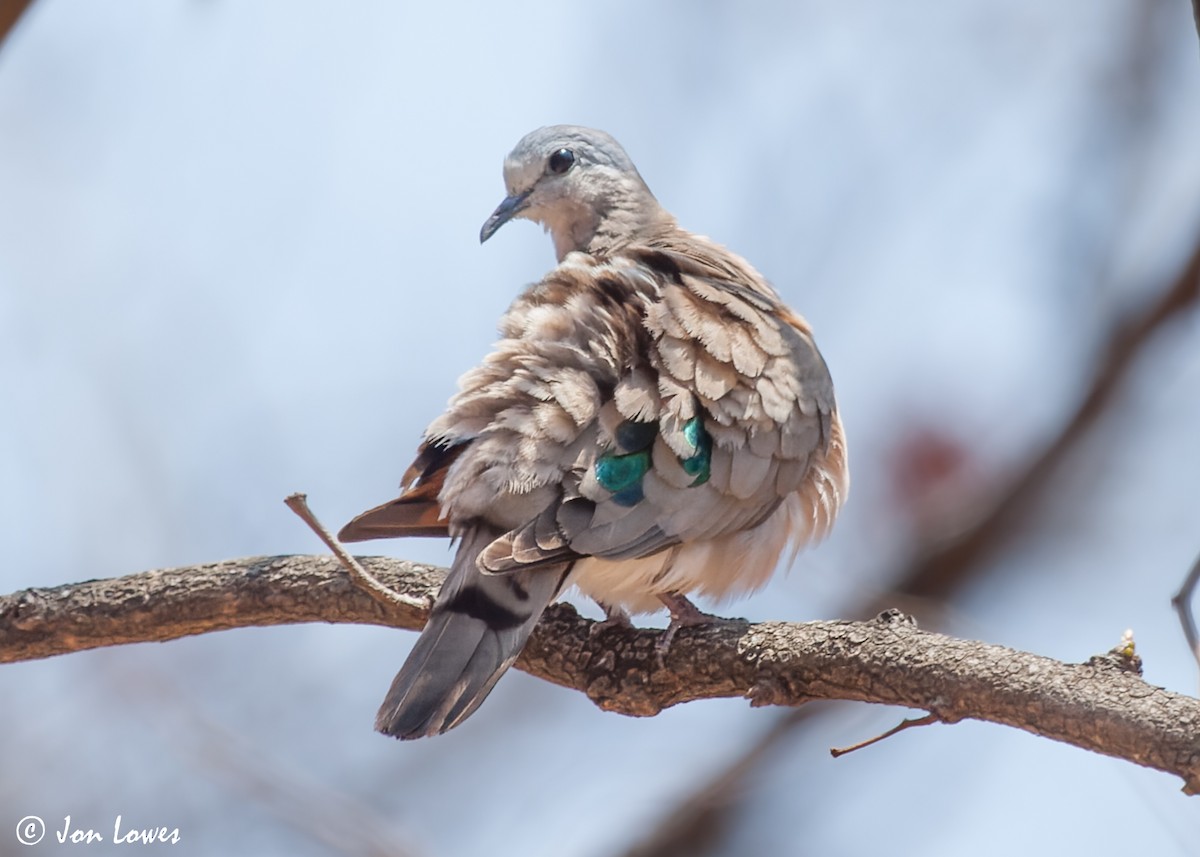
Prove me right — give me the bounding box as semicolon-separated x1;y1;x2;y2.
339;125;849;740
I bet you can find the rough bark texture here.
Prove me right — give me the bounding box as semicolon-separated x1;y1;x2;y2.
3;555;1199;793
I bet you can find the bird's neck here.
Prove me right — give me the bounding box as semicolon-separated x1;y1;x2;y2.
547;196;677;262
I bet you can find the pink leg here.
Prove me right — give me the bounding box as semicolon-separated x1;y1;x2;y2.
589;600;633;638
656;593;718;659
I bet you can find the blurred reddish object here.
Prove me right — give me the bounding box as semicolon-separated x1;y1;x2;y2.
888;426;986;539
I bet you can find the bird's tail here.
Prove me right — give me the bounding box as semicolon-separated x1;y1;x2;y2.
375;524;572;739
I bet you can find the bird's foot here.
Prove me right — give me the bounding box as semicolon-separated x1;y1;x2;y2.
589;602;634;639
655;593;718;666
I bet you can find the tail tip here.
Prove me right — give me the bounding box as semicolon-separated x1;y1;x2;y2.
375;708;450;740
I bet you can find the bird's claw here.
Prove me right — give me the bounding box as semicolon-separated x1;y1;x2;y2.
655;593;719;667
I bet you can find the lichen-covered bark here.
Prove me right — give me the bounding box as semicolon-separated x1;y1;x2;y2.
2;554;1199;793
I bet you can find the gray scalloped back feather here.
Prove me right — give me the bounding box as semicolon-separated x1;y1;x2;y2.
340;125;849;739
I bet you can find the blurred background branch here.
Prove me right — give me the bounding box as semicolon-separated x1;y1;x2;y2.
0;0;32;48
896;230;1200;604
1171;552;1200;677
126;667;424;857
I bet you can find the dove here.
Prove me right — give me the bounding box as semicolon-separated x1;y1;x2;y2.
340;125;849;739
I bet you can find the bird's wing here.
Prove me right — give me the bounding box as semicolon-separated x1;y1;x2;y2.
338;442;462;541
423;245;844;575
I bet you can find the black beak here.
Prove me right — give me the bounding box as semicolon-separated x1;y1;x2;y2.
479;190;531;243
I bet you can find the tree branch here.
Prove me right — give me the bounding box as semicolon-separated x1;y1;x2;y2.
3;556;1199;793
0;0;33;50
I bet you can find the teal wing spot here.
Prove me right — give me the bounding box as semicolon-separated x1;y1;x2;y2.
680;417;712;486
610;483;645;507
595;448;650;507
594;417;712;505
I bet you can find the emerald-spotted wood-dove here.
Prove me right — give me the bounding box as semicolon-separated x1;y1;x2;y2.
340;126;849;739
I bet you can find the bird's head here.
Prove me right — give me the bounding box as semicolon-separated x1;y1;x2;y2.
479;125;669;260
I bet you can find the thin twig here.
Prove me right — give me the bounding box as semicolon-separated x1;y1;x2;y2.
1171;552;1200;679
284;492;426;611
830;713;939;758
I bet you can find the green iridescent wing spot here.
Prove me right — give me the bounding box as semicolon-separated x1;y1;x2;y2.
595;448;651;507
610;483;645;507
594;417;713;506
680;416;712;486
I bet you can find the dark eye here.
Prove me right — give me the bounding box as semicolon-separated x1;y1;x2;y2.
547;148;575;175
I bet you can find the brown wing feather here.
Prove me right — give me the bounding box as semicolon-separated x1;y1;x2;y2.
338;443;465;542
